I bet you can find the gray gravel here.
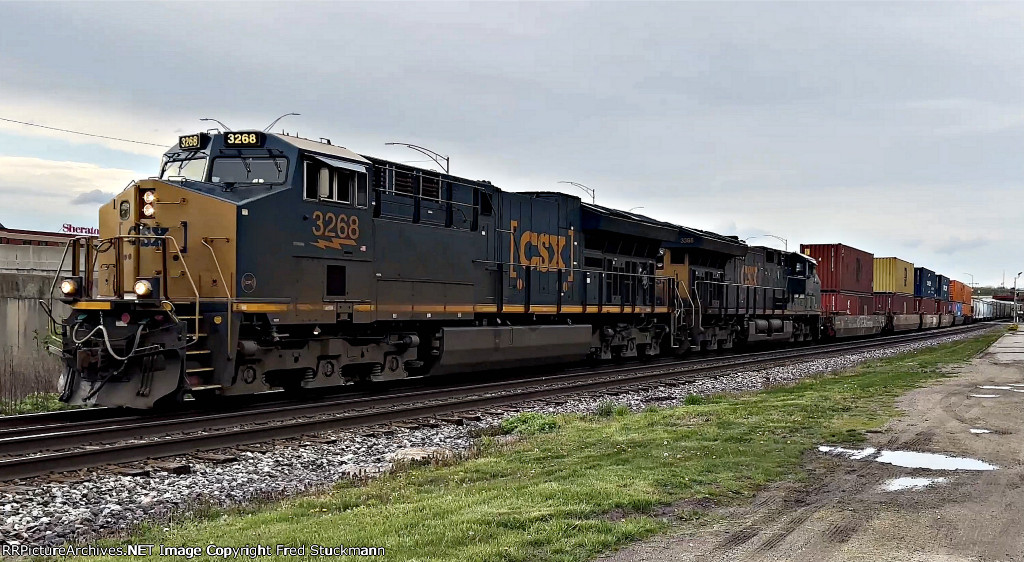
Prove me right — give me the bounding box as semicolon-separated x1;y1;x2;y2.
0;331;986;546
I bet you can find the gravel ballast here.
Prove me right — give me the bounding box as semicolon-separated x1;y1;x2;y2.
0;332;988;546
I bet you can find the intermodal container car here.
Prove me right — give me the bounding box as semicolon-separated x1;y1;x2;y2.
915;297;938;314
949;280;972;304
822;292;874;315
936;275;950;301
914;267;937;298
874;293;915;315
800;243;874;294
949;280;963;304
873;257;914;295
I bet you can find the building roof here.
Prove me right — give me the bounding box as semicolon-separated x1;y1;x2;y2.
0;225;75;238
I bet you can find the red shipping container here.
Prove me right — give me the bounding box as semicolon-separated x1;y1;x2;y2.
800;243;874;294
822;292;874;315
874;293;915;315
915;298;938;314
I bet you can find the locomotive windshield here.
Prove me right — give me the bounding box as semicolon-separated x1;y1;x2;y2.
160;156;207;181
210;157;289;185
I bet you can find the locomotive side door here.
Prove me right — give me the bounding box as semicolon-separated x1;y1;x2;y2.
499;193;531;310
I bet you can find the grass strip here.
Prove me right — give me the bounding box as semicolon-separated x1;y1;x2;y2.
1;392;72;416
82;331;1000;562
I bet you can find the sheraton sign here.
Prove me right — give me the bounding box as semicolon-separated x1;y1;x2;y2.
60;224;99;236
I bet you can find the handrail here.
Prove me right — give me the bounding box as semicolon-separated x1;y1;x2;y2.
95;234;202;344
41;236;96;341
43;239;77;338
202;236;233;360
470;259;674;282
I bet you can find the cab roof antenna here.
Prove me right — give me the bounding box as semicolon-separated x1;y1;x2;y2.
200;117;232;132
263;112;300;132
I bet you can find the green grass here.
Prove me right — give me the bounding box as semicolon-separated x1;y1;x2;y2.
84;331;1000;562
0;392;72;416
499;412;560;435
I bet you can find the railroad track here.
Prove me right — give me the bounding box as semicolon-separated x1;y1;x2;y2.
0;323;996;482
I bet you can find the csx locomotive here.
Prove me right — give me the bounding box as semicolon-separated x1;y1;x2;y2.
50;130;826;409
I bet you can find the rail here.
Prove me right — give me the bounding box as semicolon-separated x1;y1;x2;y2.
0;322;996;481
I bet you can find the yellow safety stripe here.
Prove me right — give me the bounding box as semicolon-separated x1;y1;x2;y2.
236;302;673;315
71;301;113;310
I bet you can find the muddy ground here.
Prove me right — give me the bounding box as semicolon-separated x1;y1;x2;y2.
601;331;1024;562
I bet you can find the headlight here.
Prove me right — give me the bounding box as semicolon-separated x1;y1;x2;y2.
60;278;80;296
142;190;157;204
142;203;156;217
134;279;153;297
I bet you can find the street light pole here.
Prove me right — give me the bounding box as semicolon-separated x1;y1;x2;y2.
262;112;300;132
558;181;595;204
743;234;788;252
385;142;450;174
1015;272;1022;324
963;273;974;288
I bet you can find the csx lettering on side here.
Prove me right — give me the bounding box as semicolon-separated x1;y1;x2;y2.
517;230;566;272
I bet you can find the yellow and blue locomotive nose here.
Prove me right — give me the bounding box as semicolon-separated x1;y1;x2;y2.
98;178;238;302
58;178;240;408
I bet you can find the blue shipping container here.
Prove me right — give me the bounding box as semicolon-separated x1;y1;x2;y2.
936;275;950;301
914;267;937;298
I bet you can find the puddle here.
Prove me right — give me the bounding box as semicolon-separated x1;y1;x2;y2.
970;429;992;434
818;446;998;471
978;385;1012;390
875;450;997;471
969;394;1000;398
817;446;876;459
881;476;948;492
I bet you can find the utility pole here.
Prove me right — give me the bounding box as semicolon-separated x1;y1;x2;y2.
1015;272;1022;324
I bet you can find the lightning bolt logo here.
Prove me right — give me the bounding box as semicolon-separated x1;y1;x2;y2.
312;238;357;250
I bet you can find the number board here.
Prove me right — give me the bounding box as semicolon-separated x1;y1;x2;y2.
223;131;266;148
178;133;209;151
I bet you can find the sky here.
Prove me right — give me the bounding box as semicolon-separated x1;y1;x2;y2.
1;2;1021;287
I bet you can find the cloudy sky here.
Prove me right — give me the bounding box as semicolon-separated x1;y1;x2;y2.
1;2;1021;286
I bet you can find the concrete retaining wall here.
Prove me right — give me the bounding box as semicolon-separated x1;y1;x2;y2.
0;245;72;275
0;273;67;400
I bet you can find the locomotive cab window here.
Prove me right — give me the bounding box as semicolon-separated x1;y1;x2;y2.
161;156;207;181
303;156;368;208
211;157;288;185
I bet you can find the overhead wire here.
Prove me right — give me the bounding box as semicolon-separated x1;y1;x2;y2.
0;116;167;147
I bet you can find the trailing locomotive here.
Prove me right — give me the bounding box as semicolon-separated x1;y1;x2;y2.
44;131;974;409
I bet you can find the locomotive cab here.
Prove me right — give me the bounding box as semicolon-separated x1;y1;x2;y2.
52;131;382;407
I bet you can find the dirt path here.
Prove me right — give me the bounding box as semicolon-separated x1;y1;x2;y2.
601;331;1024;562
